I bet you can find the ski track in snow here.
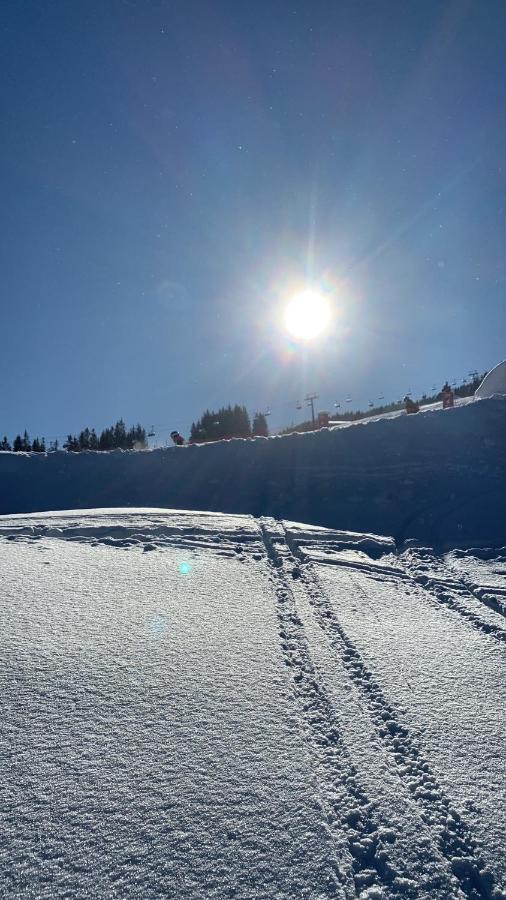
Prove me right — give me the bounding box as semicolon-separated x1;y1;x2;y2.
1;509;505;899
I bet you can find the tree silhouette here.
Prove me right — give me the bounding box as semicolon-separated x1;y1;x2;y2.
252;413;269;437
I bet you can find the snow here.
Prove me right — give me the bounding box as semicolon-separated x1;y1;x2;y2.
1;397;505;897
475;361;506;399
1;395;505;548
1;509;505;898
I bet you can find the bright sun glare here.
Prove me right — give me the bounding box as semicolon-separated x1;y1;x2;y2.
283;290;331;340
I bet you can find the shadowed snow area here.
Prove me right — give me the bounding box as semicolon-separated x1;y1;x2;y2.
1;509;505;899
1;397;505;548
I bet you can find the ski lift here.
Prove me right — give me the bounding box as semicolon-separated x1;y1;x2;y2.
296;402;302;410
345;397;352;403
148;426;155;437
378;395;384;400
334;402;341;409
368;402;374;408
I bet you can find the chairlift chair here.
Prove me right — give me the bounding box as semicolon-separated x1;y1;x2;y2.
148;426;155;437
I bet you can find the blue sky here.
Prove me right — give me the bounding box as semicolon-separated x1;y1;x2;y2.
1;0;505;441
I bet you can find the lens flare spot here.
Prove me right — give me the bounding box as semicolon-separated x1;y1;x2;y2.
151;615;167;634
179;562;192;575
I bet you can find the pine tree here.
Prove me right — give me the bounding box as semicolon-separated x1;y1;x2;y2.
64;434;80;452
113;419;127;449
89;429;99;450
13;435;23;452
31;437;46;453
79;428;91;450
238;405;252;438
0;436;11;451
22;430;31;451
99;427;114;450
253;413;269;437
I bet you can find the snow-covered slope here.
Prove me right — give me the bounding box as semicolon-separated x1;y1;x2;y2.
1;509;505;899
1;396;505;548
475;360;506;399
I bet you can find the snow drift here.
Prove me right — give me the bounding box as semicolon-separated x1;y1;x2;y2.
475;360;506;399
1;397;505;548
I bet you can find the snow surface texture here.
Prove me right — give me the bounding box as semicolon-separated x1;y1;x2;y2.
475;361;506;399
1;509;505;899
1;397;505;548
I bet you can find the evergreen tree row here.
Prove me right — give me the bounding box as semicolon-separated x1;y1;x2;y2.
190;405;251;442
64;420;147;451
0;432;47;453
0;420;147;453
189;406;269;443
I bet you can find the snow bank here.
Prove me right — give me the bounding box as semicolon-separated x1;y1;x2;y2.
1;397;505;548
475;360;506;398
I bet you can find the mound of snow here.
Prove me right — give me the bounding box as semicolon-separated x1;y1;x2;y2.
1;397;505;548
475;360;506;398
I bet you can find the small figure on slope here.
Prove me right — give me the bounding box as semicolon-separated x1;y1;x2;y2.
404;396;420;415
170;430;185;446
441;383;455;409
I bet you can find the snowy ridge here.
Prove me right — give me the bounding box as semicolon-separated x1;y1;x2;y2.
1;509;505;898
475;361;506;399
1;396;505;548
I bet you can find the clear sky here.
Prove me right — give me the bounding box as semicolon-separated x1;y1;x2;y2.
1;0;505;442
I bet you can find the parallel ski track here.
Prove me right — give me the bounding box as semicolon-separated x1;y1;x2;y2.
0;523;263;560
264;522;502;900
406;567;506;646
447;574;506;621
260;522;410;899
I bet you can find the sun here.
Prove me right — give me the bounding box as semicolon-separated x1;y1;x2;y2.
283;289;331;340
